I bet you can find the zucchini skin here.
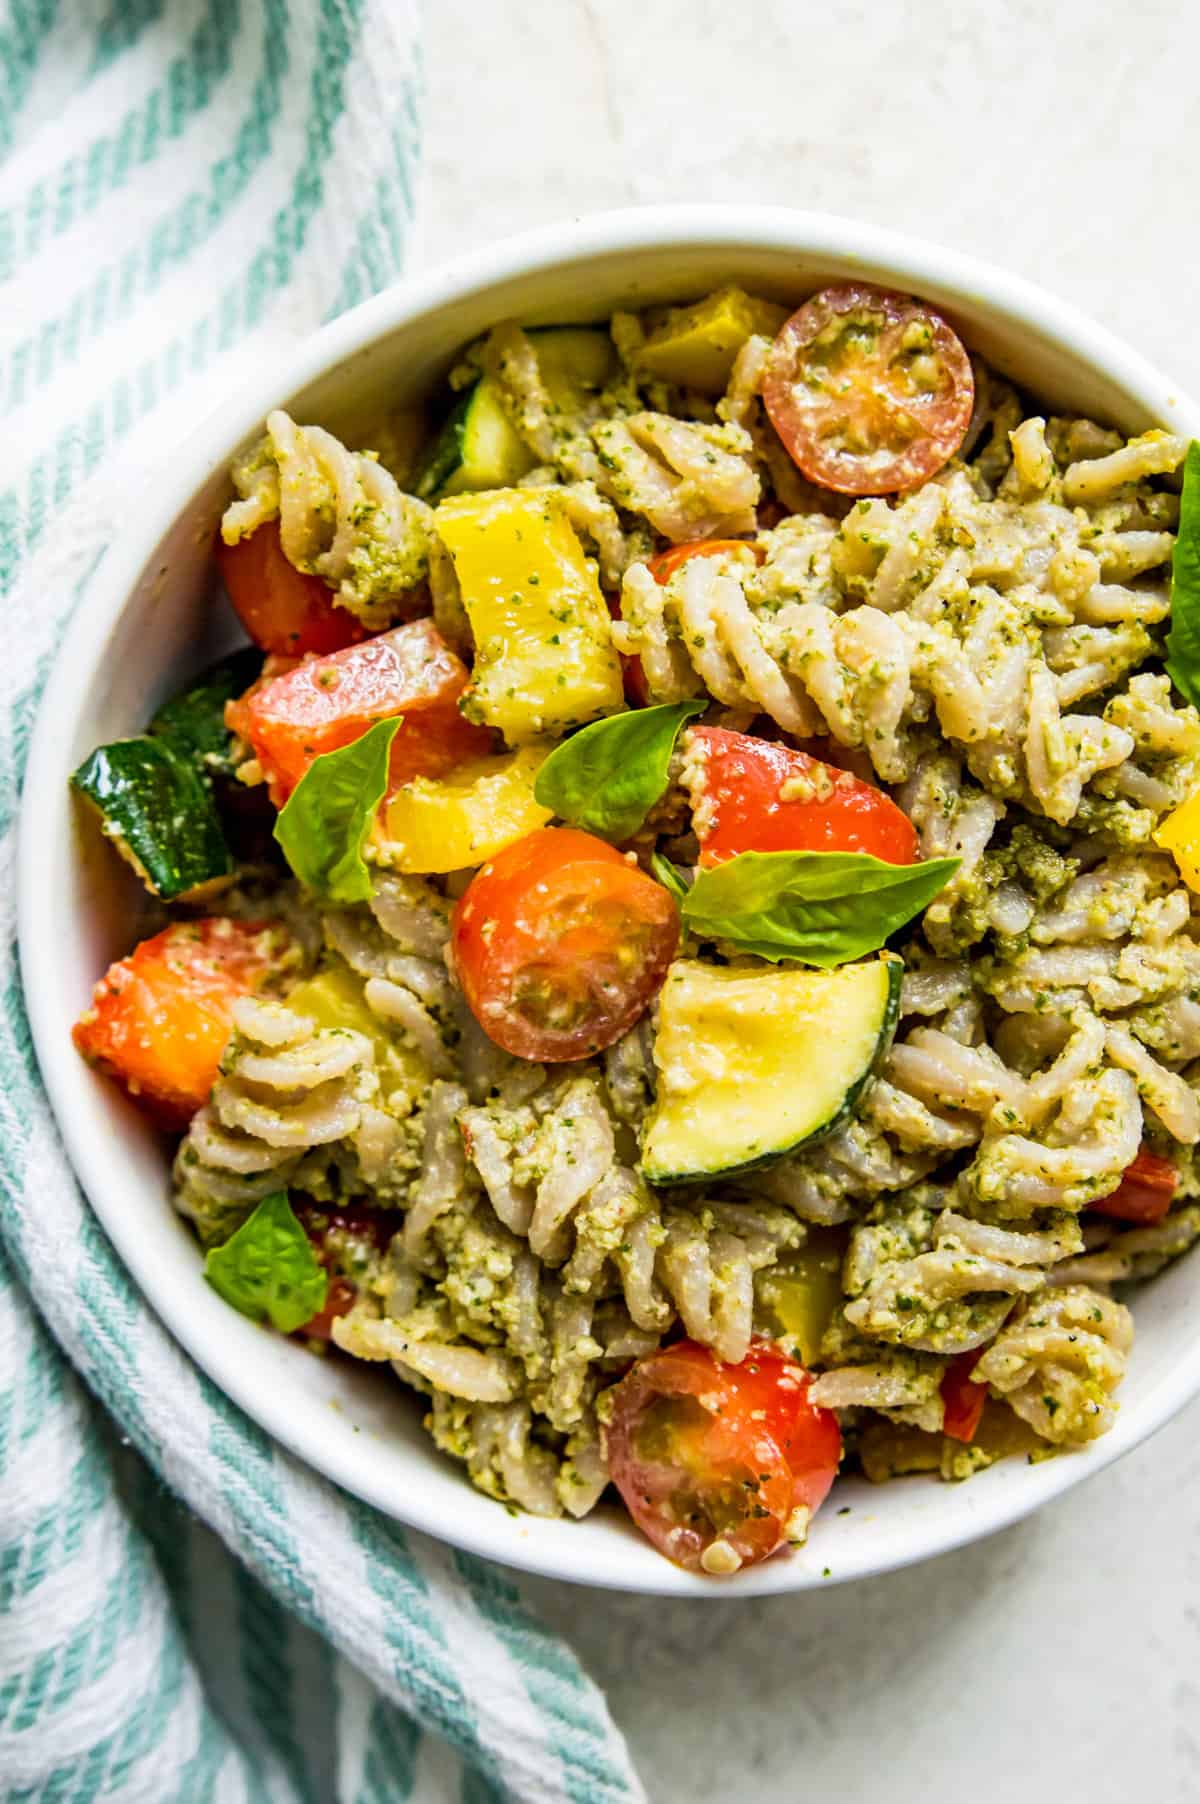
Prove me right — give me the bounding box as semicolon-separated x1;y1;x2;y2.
642;957;903;1187
149;647;261;774
71;737;234;901
413;387;474;501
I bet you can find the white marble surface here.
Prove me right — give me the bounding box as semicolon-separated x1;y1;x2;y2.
423;3;1200;1798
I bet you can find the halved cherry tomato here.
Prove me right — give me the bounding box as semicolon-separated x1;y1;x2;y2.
689;726;918;867
646;537;766;585
293;1202;397;1338
216;524;367;656
235;618;493;804
763;284;974;495
606;1338;841;1574
1092;1146;1178;1225
296;1277;357;1342
451;826;679;1061
73;918;283;1127
295;1201;397;1253
941;1348;987;1444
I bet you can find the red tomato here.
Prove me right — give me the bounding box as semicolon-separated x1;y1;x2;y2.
293;1203;398;1337
606;1339;842;1574
1092;1146;1178;1225
236;617;493;804
941;1348;987;1444
605;593;650;706
72;919;283;1127
689;726;918;867
452;827;679;1061
763;284;974;495
297;1277;357;1341
646;537;765;585
216;524;368;656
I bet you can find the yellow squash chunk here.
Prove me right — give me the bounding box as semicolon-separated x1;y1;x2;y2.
637;287;788;394
756;1229;846;1366
286;965;427;1090
374;744;553;873
435;488;624;744
1155;790;1200;890
533;327;618;411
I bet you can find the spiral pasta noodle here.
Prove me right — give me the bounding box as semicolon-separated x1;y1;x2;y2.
173;996;407;1242
973;1285;1134;1444
222;409;433;629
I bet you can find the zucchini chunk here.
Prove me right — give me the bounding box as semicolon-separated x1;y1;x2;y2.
434;487;624;743
71;737;234;901
413;328;616;501
414;380;536;500
640;954;901;1184
149;647;262;774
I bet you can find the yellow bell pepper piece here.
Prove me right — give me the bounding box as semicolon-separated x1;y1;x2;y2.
1155;790;1200;890
434;488;624;745
286;964;427;1089
637;287;788;394
374;743;553;873
756;1227;846;1366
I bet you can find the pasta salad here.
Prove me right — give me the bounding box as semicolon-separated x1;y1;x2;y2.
70;281;1200;1576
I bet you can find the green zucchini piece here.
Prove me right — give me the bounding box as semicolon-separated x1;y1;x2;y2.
71;737;234;901
148;647;262;775
640;954;902;1185
414;379;536;500
414;328;616;501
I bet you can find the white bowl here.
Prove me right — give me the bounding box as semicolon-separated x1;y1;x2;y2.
20;206;1200;1596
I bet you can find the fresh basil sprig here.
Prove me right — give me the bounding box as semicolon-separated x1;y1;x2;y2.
274;717;400;901
534;699;706;841
680;850;960;966
651;850;691;903
204;1191;328;1333
1165;440;1200;710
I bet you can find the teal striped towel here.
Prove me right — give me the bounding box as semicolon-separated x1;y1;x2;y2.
0;7;644;1798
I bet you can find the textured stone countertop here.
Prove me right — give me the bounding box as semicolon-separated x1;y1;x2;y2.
424;5;1200;1798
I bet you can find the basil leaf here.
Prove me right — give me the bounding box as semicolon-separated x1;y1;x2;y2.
651;850;691;903
534;699;707;841
204;1191;328;1333
274;717;400;901
1166;440;1200;710
681;850;960;966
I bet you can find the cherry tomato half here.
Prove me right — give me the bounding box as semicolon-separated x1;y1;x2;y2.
646;537;765;585
451;827;679;1062
941;1348;987;1444
606;1338;841;1574
293;1202;398;1338
689;726;918;867
216;523;368;656
1091;1145;1178;1225
763;284;974;495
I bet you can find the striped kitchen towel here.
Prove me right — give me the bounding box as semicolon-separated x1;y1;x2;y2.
0;6;644;1800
